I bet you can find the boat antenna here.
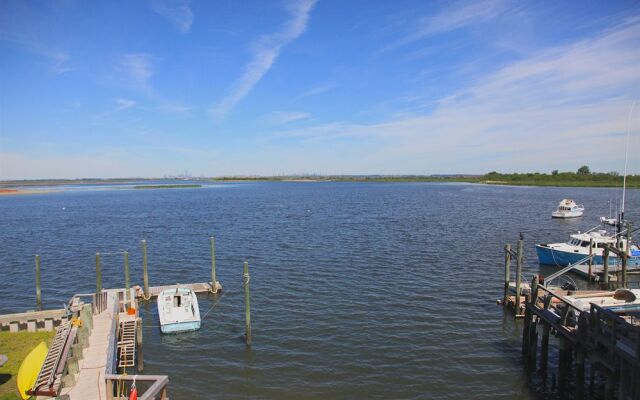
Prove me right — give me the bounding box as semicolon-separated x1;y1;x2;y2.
621;101;636;223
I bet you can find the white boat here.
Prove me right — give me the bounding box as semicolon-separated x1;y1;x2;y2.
551;199;584;218
599;216;617;226
157;287;201;334
563;288;640;313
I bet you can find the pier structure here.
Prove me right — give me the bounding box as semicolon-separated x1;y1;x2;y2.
501;236;640;399
522;276;639;400
1;236;229;399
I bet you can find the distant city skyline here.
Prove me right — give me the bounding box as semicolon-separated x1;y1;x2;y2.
1;0;639;179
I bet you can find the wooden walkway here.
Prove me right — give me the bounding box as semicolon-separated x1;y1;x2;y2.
60;291;119;400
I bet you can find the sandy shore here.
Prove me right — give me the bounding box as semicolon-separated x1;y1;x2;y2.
0;188;53;196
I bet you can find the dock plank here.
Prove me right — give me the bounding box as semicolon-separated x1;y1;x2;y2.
135;281;222;298
61;291;118;400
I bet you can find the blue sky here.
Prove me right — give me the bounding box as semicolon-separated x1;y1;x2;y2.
1;0;639;179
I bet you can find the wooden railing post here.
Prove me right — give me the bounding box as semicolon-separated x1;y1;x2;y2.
96;252;102;293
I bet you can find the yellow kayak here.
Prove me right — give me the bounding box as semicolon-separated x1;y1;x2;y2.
16;341;48;400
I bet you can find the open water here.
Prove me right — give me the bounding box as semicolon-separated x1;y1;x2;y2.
0;182;638;399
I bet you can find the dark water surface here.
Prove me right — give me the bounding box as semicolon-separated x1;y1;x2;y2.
1;182;638;399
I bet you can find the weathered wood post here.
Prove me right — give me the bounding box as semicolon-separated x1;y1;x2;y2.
503;244;511;306
515;235;524;316
588;239;593;282
539;321;550;377
575;313;587;400
558;337;569;394
96;252;102;292
528;276;539;368
603;247;610;290
124;251;131;309
141;240;149;299
243;261;252;346
210;236;217;293
136;317;144;372
35;254;42;310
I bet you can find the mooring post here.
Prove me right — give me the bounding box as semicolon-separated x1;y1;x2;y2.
503;244;511;306
141;240;149;299
124;251;131;308
576;313;587;400
35;254;42;310
588;239;593;282
515;236;524;316
210;236;217;293
558;337;568;394
243;261;252;346
539;322;550;377
603;247;610;290
96;252;102;292
136;317;144;372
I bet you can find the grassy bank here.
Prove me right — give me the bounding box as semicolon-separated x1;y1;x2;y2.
212;172;638;188
0;331;56;399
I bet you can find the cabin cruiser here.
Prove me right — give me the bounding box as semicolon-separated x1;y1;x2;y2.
551;199;584;218
536;228;640;267
157;287;201;333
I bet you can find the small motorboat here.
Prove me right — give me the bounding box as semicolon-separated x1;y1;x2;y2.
157;287;201;334
599;216;617;226
563;289;640;313
551;198;584;218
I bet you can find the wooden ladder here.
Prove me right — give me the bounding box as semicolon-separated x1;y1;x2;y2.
29;320;74;397
117;319;137;368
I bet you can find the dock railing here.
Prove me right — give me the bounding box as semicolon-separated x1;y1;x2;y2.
104;374;169;400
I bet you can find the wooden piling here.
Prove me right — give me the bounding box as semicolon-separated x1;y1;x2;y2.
603;247;610;289
136;317;144;372
515;237;524;315
210;236;217;293
141;240;149;299
35;254;42;310
96;252;102;293
124;251;131;308
558;337;569;394
503;244;511;306
539;323;550;376
588;239;593;282
243;261;252;346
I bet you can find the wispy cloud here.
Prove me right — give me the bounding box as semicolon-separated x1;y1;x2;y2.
115;98;136;111
0;31;71;74
149;0;194;34
299;83;335;99
415;0;508;38
116;53;154;90
266;111;312;124
209;0;318;120
379;0;509;54
271;18;640;173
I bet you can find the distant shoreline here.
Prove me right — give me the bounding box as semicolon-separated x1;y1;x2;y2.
0;173;637;190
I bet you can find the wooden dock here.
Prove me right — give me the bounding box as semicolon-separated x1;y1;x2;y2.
134;281;222;299
521;276;640;400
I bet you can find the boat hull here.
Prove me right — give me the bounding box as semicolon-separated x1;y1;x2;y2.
535;244;640;267
160;320;201;334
